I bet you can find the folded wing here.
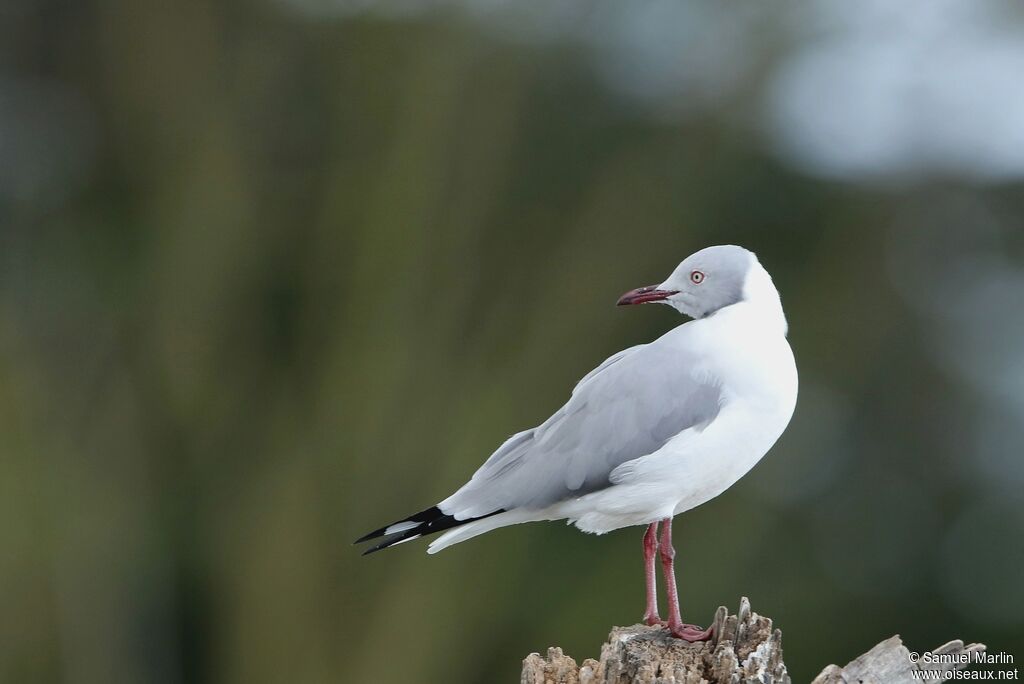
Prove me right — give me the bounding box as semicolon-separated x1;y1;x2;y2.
440;338;723;519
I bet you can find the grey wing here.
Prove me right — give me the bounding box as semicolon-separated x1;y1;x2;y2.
440;342;723;519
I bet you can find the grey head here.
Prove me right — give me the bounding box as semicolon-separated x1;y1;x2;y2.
617;245;770;319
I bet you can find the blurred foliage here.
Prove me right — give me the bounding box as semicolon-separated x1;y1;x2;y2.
2;1;1023;683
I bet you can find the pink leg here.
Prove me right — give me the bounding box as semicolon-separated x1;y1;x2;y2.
642;522;661;626
659;518;713;642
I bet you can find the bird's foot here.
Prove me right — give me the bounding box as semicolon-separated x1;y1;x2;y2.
642;615;665;627
667;621;713;643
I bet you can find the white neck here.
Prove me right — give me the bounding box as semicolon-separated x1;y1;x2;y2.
741;264;788;337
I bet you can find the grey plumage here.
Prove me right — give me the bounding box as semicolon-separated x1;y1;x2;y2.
440;330;724;518
659;245;755;319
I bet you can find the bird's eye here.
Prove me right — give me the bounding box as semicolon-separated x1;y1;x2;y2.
690;270;705;284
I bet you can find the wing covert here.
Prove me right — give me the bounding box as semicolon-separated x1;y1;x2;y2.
440;337;723;518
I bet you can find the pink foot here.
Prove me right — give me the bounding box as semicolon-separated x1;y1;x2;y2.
668;622;713;642
643;614;666;627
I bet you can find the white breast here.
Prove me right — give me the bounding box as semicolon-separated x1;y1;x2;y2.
668;303;797;513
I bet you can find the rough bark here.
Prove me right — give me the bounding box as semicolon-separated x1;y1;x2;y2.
521;597;984;684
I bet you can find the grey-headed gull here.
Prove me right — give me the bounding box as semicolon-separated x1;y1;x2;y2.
356;245;798;641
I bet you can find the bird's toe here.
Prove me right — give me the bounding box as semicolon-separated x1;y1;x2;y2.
669;623;713;643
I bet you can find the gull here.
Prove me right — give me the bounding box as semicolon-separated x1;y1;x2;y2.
355;245;798;641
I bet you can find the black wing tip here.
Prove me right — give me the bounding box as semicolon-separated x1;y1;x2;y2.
361;533;423;556
353;506;445;546
353;526;389;545
355;506;506;555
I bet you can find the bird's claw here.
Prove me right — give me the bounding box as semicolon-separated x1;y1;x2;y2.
642;614;665;627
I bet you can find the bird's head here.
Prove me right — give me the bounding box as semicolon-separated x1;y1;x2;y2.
617;245;777;320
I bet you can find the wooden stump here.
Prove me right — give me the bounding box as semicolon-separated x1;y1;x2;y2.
521;597;984;684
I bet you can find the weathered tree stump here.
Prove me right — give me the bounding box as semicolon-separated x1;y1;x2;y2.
521;597;984;684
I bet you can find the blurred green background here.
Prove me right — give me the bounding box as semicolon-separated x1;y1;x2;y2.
3;0;1024;682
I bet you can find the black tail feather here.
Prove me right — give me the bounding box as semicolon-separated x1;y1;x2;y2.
355;506;505;555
